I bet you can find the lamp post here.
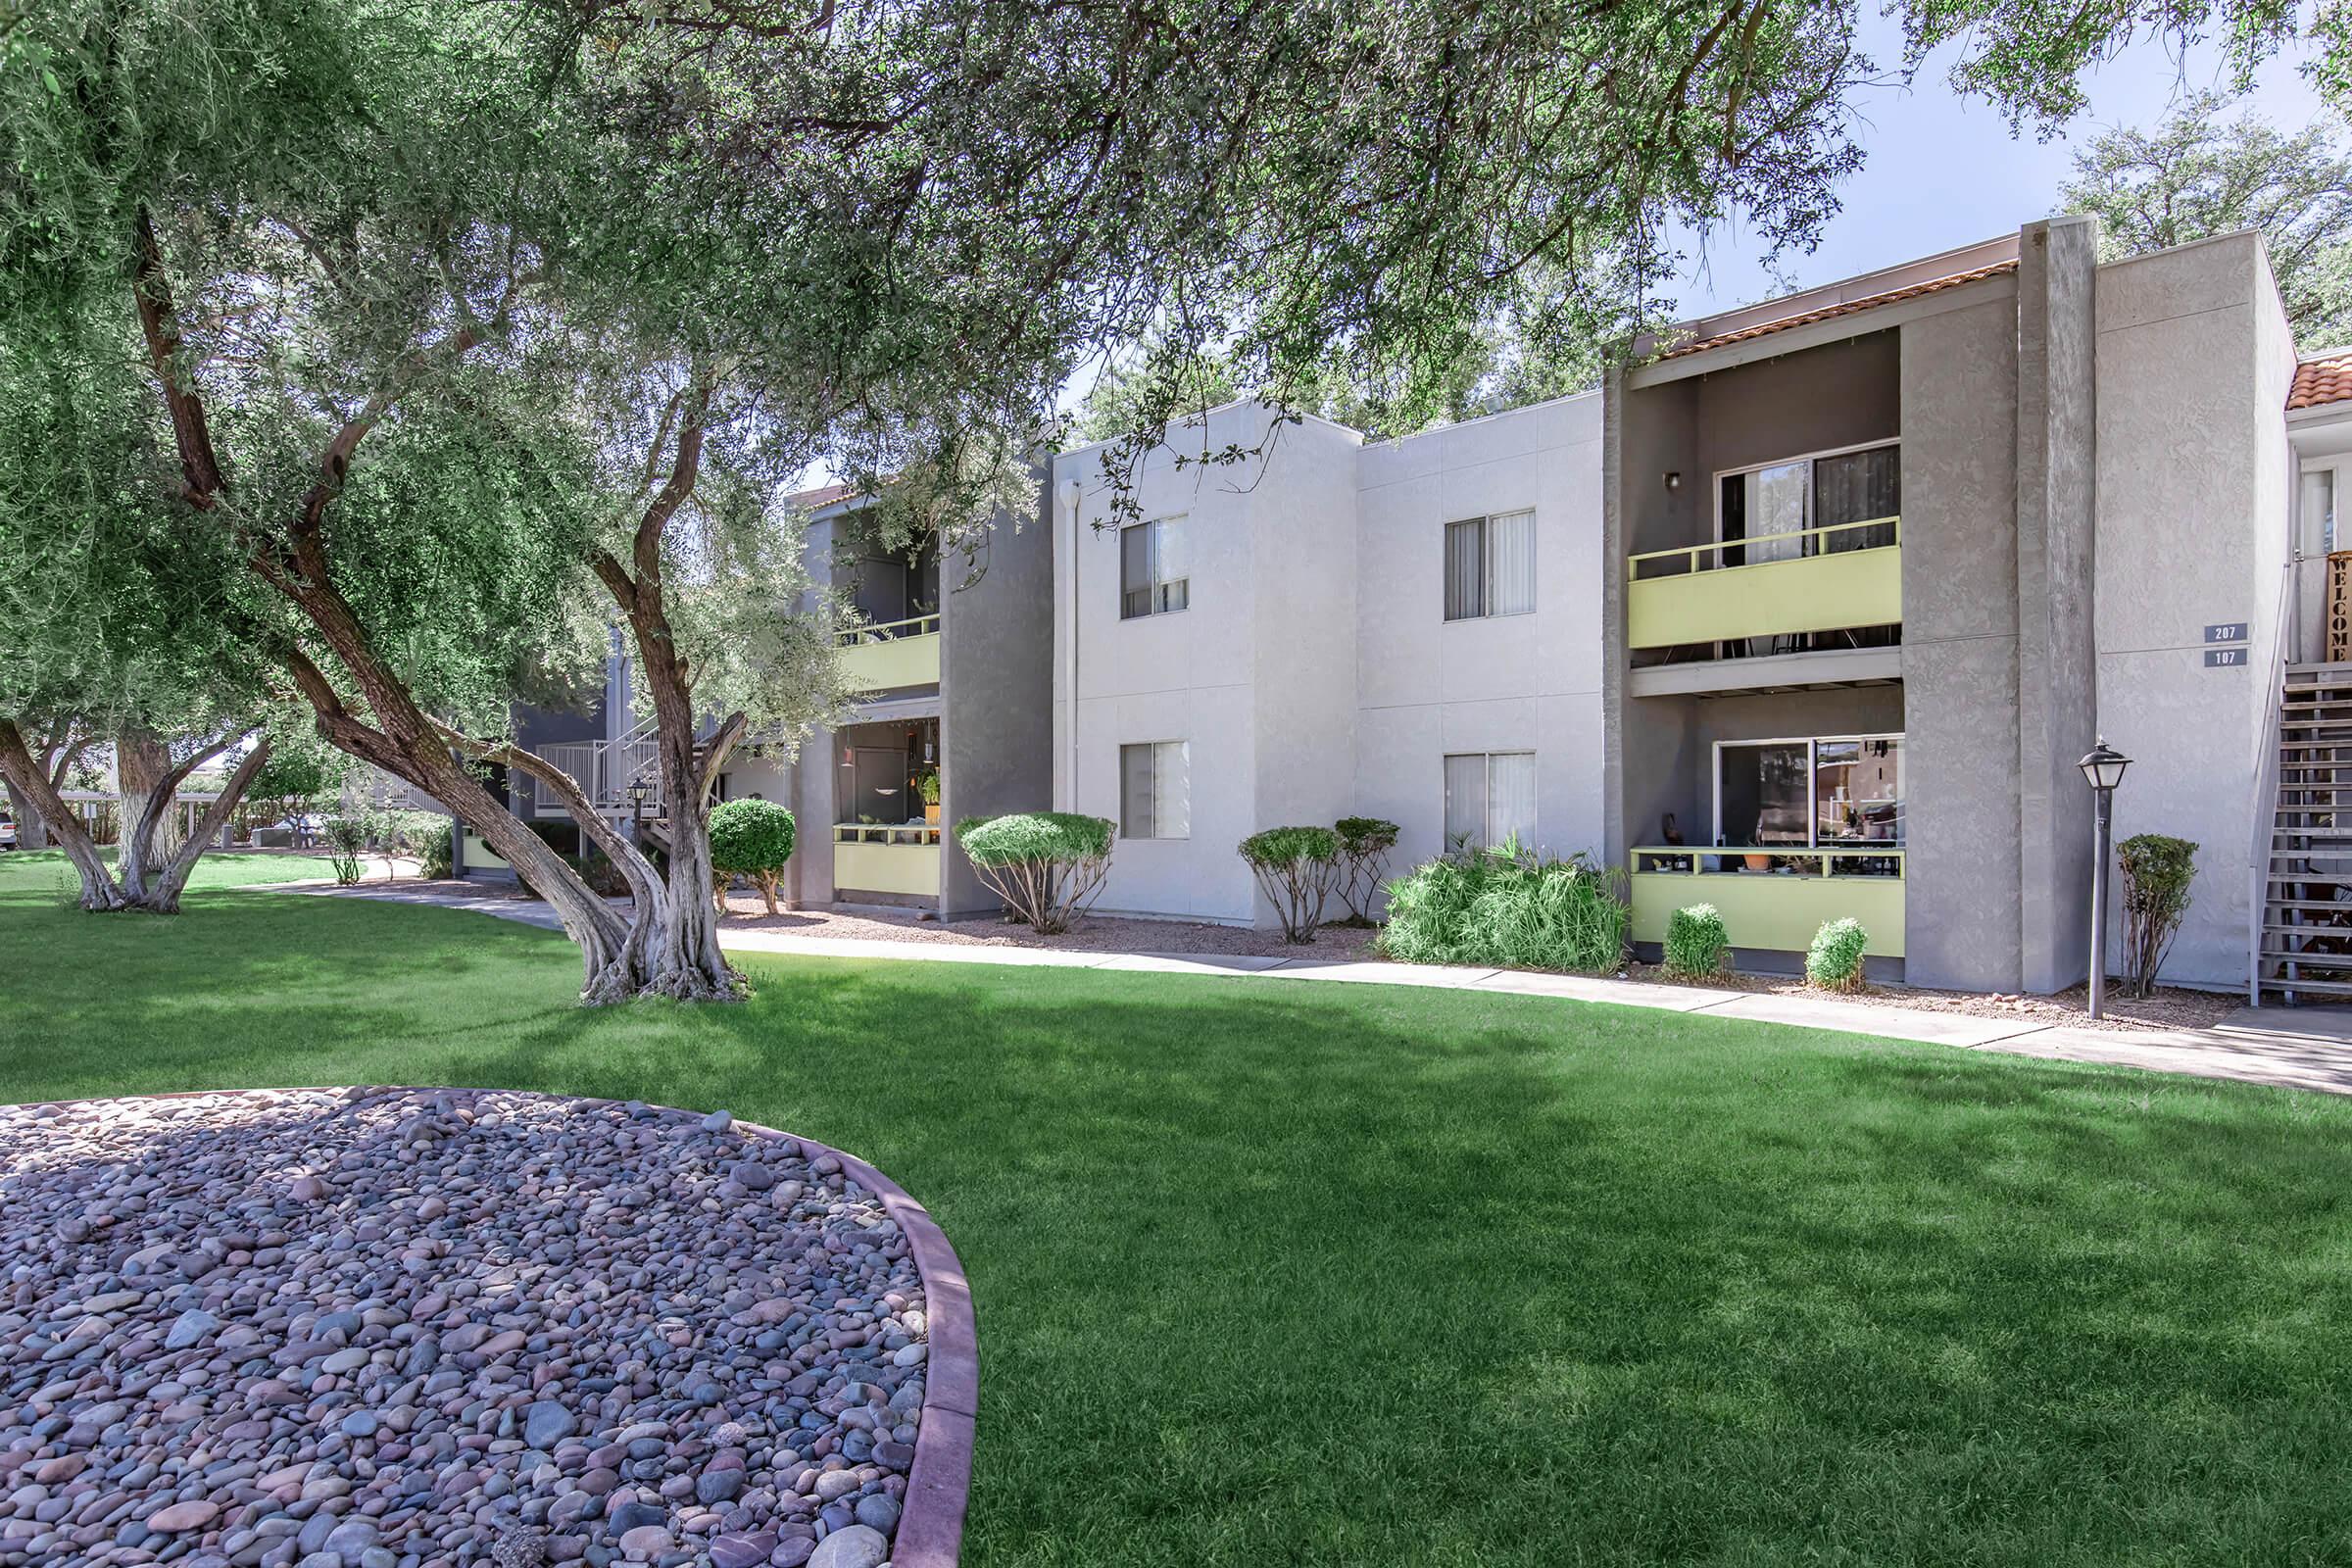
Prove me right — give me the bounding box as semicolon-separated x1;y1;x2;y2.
2078;739;2132;1019
626;775;651;842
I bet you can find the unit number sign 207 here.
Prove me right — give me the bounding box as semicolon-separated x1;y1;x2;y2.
2204;622;2248;667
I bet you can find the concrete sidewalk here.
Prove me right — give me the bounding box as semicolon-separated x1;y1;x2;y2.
289;882;2352;1098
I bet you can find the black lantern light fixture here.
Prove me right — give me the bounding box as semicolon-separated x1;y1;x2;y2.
2077;738;2132;1019
626;774;652;827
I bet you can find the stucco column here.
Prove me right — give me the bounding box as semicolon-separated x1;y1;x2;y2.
2014;217;2101;993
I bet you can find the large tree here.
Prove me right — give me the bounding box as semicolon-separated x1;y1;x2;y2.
2059;92;2352;346
17;0;2352;994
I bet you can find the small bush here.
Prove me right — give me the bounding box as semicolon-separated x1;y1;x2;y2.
1378;839;1629;973
322;816;368;887
1239;826;1343;943
1805;917;1869;991
1333;815;1400;924
1663;904;1731;978
958;811;1115;933
2117;832;2196;999
710;799;798;914
417;821;453;880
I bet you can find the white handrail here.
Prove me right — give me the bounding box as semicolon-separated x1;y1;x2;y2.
2248;557;2296;1004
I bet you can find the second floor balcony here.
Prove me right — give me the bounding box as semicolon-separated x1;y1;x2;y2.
1627;515;1901;655
838;612;942;691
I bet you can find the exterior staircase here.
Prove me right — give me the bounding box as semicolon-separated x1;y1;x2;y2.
2258;662;2352;1003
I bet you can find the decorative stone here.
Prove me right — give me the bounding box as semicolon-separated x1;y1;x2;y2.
148;1500;221;1533
806;1524;888;1568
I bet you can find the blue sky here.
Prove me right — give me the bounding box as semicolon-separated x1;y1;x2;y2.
1670;11;2329;318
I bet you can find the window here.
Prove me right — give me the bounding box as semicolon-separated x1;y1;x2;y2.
1443;752;1538;851
1718;443;1899;564
1119;741;1190;839
2303;467;2337;556
1120;517;1188;618
1715;735;1903;849
1443;511;1536;620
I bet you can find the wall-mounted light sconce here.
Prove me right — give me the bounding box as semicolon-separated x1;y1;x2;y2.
1664;471;1683;493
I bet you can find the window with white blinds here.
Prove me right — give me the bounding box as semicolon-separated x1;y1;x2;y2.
1442;511;1536;620
1443;751;1538;851
1119;741;1191;839
1120;517;1189;618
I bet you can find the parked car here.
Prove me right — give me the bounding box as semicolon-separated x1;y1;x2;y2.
0;817;15;850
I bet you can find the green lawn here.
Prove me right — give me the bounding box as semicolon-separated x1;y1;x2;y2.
5;854;2351;1565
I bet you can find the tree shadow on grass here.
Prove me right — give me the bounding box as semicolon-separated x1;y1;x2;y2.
11;900;2352;1566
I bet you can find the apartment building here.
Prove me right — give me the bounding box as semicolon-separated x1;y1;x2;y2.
477;214;2351;1001
1052;218;2336;999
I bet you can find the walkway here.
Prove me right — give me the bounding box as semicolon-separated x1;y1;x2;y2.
295;883;2352;1098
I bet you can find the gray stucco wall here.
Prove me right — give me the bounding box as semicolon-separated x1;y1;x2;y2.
788;514;840;908
2092;232;2297;989
1901;295;2025;990
2014;217;2102;994
942;482;1057;918
1691;330;1900;495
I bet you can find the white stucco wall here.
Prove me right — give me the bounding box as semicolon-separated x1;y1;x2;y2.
2092;232;2298;990
1053;393;1606;926
1353;394;1608;884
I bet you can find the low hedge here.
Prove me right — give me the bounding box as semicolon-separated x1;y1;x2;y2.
1379;843;1629;974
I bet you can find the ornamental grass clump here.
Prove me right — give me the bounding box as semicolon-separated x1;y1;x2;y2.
1663;903;1731;978
1805;917;1869;991
710;799;796;915
1239;826;1343;943
1379;838;1629;973
958;811;1114;933
1332;816;1400;924
2117;832;2197;998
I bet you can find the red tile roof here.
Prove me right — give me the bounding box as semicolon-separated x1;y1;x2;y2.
1657;259;2022;363
2289;355;2352;412
781;481;858;511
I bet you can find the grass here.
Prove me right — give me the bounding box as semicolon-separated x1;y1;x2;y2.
4;852;2352;1565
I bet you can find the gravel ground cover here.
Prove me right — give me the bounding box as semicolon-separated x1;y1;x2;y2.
0;1089;930;1568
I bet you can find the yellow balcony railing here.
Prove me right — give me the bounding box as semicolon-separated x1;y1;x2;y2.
1626;516;1900;651
1630;846;1904;957
832;823;942;899
836;612;941;690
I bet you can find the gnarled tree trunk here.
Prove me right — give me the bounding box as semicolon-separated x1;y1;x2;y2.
0;719;126;909
115;726;186;875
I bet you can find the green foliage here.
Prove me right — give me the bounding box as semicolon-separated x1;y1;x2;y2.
322;817;368;888
957;812;1115;868
1334;815;1401;924
956;813;1114;933
1379;840;1629;974
1805;918;1870;991
710;799;798;873
1664;904;1732;979
2060;93;2352;345
1238;826;1342;867
2117;833;2198;999
918;771;942;807
416;821;454;881
1239;826;1342;943
710;799;798;912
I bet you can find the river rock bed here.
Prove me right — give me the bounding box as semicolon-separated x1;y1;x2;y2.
0;1089;929;1568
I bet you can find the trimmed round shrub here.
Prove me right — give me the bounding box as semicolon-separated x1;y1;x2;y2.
1333;815;1400;923
957;811;1114;933
1663;903;1731;978
1805;916;1870;991
1239;826;1343;943
710;799;797;914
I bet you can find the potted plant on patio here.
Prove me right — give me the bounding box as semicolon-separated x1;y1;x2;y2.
919;770;941;826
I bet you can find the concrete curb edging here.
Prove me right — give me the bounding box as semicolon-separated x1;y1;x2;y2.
8;1085;978;1567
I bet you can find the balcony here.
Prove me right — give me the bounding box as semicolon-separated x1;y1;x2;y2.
837;613;941;691
1626;516;1900;653
1630;847;1905;958
833;823;943;898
